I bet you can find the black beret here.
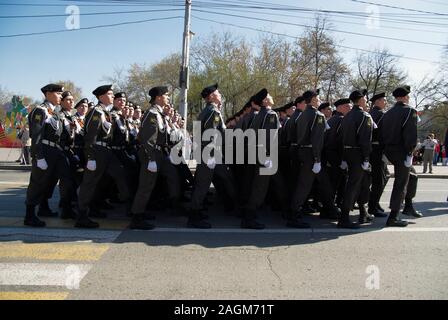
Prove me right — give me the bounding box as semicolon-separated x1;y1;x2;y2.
235;110;244;117
92;84;113;97
41;83;64;94
392;85;411;98
274;101;294;113
114;92;127;99
75;98;89;109
61;91;73;100
294;96;305;105
88;102;95;108
148;86;169;99
349;89;366;102
243;99;252;109
370;92;386;103
334;98;351;107
134;104;141;110
302;89;320;101
318;102;331;111
201;83;218;99
252;88;268;105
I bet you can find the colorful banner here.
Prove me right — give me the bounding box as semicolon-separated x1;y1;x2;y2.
0;96;29;148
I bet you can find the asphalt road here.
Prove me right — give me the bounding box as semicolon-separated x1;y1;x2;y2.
0;169;447;300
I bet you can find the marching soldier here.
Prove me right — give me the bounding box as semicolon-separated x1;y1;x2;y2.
290;89;338;222
24;84;75;227
76;85;131;228
189;83;237;228
129;86;182;230
323;98;351;209
73;98;89;185
339;90;373;228
367;92;389;218
380;86;420;227
318;102;333;120
244;89;307;229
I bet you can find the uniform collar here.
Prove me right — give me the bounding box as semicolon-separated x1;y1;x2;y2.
153;104;164;114
44;100;56;112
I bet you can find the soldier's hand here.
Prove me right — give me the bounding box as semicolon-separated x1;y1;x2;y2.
339;161;348;170
36;158;48;170
264;159;273;169
206;157;216;170
147;161;157;173
86;160;96;171
312;162;321;174
361;161;371;172
404;155;413;168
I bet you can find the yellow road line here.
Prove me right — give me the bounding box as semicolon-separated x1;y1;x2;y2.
0;243;109;261
0;292;69;300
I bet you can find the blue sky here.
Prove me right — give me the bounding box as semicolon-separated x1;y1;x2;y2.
0;0;446;101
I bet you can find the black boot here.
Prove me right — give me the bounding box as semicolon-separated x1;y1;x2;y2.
286;210;310;229
187;209;211;229
359;204;374;224
240;209;265;230
75;210;99;228
319;206;340;220
129;213;154;230
386;210;408;227
337;211;360;229
88;205;108;218
24;205;46;227
60;203;77;220
402;201;423;218
377;204;385;213
37;199;58;217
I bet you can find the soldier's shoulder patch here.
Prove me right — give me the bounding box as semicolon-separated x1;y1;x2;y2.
214;115;220;123
317;115;324;124
269;115;276;123
366;117;372;126
34;114;42;121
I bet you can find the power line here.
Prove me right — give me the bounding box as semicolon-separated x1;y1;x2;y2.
0;15;182;38
0;8;183;19
351;0;448;16
191;15;439;64
209;6;448;35
193;9;447;47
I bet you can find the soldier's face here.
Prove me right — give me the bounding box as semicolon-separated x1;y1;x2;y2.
286;106;295;116
209;90;222;105
61;96;74;110
358;96;367;108
77;103;88;116
46;91;62;105
311;96;321;107
134;110;142;119
263;94;274;107
99;90;114;105
375;97;386;109
297;101;306;111
114;97;126;110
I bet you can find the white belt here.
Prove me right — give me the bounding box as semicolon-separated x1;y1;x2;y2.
42;139;62;151
95;141;110;148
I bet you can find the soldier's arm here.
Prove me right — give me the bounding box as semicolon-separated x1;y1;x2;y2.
265;112;280;157
402;108;418;155
358;114;373;161
139;112;158;161
83;109;101;161
29;107;46;159
310;114;326;162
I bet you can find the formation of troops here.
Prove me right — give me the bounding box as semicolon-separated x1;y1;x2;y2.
24;82;423;230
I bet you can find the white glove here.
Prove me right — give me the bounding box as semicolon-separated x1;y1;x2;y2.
339;161;348;170
147;161;157;173
382;154;389;164
86;160;96;171
37;158;48;170
361;161;371;172
73;155;80;162
128;154;136;161
264;159;273;169
404;155;413;168
206;157;216;170
312;162;321;174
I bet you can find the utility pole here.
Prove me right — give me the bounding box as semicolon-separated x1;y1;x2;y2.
179;0;192;131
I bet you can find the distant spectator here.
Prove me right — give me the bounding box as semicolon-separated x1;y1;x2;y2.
433;139;441;166
421;133;437;173
442;145;447;166
18;123;31;165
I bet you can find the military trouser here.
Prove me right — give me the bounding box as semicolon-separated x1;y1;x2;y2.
191;162;237;211
368;145;389;210
384;146;412;211
290;147;335;212
245;165;288;220
131;148;181;214
113;149;139;195
26;144;74;207
324;149;346;207
341;149;370;217
423;149;434;173
78;145;130;212
406;166;418;203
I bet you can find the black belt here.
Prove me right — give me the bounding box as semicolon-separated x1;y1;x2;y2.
298;144;312;148
95;141;110;149
344;146;360;149
42;139;62;151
